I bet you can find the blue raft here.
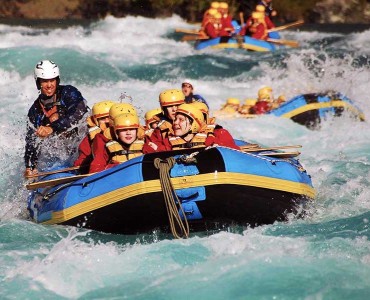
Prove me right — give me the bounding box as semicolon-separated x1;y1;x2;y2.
268;91;365;129
195;35;284;51
195;29;284;52
27;146;315;235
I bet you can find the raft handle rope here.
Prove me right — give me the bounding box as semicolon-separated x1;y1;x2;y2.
154;157;190;239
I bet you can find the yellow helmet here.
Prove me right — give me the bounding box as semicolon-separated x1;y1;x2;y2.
159;89;185;107
191;102;209;123
219;2;228;9
244;98;257;106
258;86;274;101
191;102;209;114
91;100;116;125
226;98;240;106
255;4;266;12
145;108;162;127
207;8;218;16
258;86;273;101
252;11;265;19
114;113;140;132
176;103;205;133
109;103;137;121
210;2;220;9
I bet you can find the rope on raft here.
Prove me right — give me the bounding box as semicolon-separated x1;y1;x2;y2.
154;157;190;239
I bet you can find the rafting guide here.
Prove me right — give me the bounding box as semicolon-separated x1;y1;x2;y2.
24;60;89;178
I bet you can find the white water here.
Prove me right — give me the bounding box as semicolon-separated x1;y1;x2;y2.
1;15;370;299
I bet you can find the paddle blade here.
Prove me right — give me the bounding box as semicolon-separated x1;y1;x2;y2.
267;38;300;48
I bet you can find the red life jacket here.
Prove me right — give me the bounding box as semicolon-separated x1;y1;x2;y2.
252;101;271;114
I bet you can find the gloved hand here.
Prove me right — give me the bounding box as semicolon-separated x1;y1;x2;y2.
36;125;53;138
24;168;38;178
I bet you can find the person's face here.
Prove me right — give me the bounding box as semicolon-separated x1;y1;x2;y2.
40;78;57;96
117;128;137;145
97;116;110;130
173;113;192;136
219;8;228;14
182;84;193;97
150;121;159;129
164;105;178;121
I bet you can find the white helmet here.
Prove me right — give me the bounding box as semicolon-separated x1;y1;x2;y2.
34;60;60;89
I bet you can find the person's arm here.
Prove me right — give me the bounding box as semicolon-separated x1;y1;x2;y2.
24;106;41;170
89;134;109;173
205;23;219;39
143;128;167;153
265;16;275;29
193;94;209;108
50;85;89;134
73;136;91;167
206;127;240;150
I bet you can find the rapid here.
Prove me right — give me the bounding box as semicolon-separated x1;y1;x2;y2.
0;15;370;299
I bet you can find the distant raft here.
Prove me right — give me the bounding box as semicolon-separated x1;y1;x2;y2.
214;91;365;129
26;145;315;236
195;34;285;52
268;91;365;129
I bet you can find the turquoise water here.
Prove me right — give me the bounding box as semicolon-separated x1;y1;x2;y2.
1;15;370;299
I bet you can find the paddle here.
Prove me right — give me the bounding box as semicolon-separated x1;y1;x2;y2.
268;20;304;32
181;35;209;42
26;174;92;190
25;166;81;179
175;28;201;35
267;38;299;48
239;143;260;148
240;145;302;151
259;151;300;158
239;12;245;27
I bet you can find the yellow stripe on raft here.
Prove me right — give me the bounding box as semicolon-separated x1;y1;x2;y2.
281;100;365;120
212;43;270;52
43;172;316;225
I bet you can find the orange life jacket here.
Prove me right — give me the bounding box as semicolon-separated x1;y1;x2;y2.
169;133;207;150
106;139;144;164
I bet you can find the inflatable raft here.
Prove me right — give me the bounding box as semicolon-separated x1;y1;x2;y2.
195;35;284;51
214;91;365;129
27;146;315;236
194;30;284;52
269;91;365;128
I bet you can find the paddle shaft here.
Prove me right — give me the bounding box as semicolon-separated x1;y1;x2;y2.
241;145;302;152
258;151;300;158
175;28;200;35
26;174;92;190
181;35;209;41
268;20;304;32
25;166;81;179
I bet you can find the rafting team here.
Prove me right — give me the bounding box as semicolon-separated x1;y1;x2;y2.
24;60;245;178
200;0;276;40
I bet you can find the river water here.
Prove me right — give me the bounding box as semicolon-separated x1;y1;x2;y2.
0;15;370;299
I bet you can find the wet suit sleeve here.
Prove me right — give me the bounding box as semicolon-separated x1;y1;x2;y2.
24;102;42;168
50;85;89;134
193;94;209;108
24;123;39;169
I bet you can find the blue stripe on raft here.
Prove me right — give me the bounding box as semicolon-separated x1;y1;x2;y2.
216;147;311;185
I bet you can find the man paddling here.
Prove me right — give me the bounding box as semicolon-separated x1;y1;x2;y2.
181;81;209;107
24;60;89;178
